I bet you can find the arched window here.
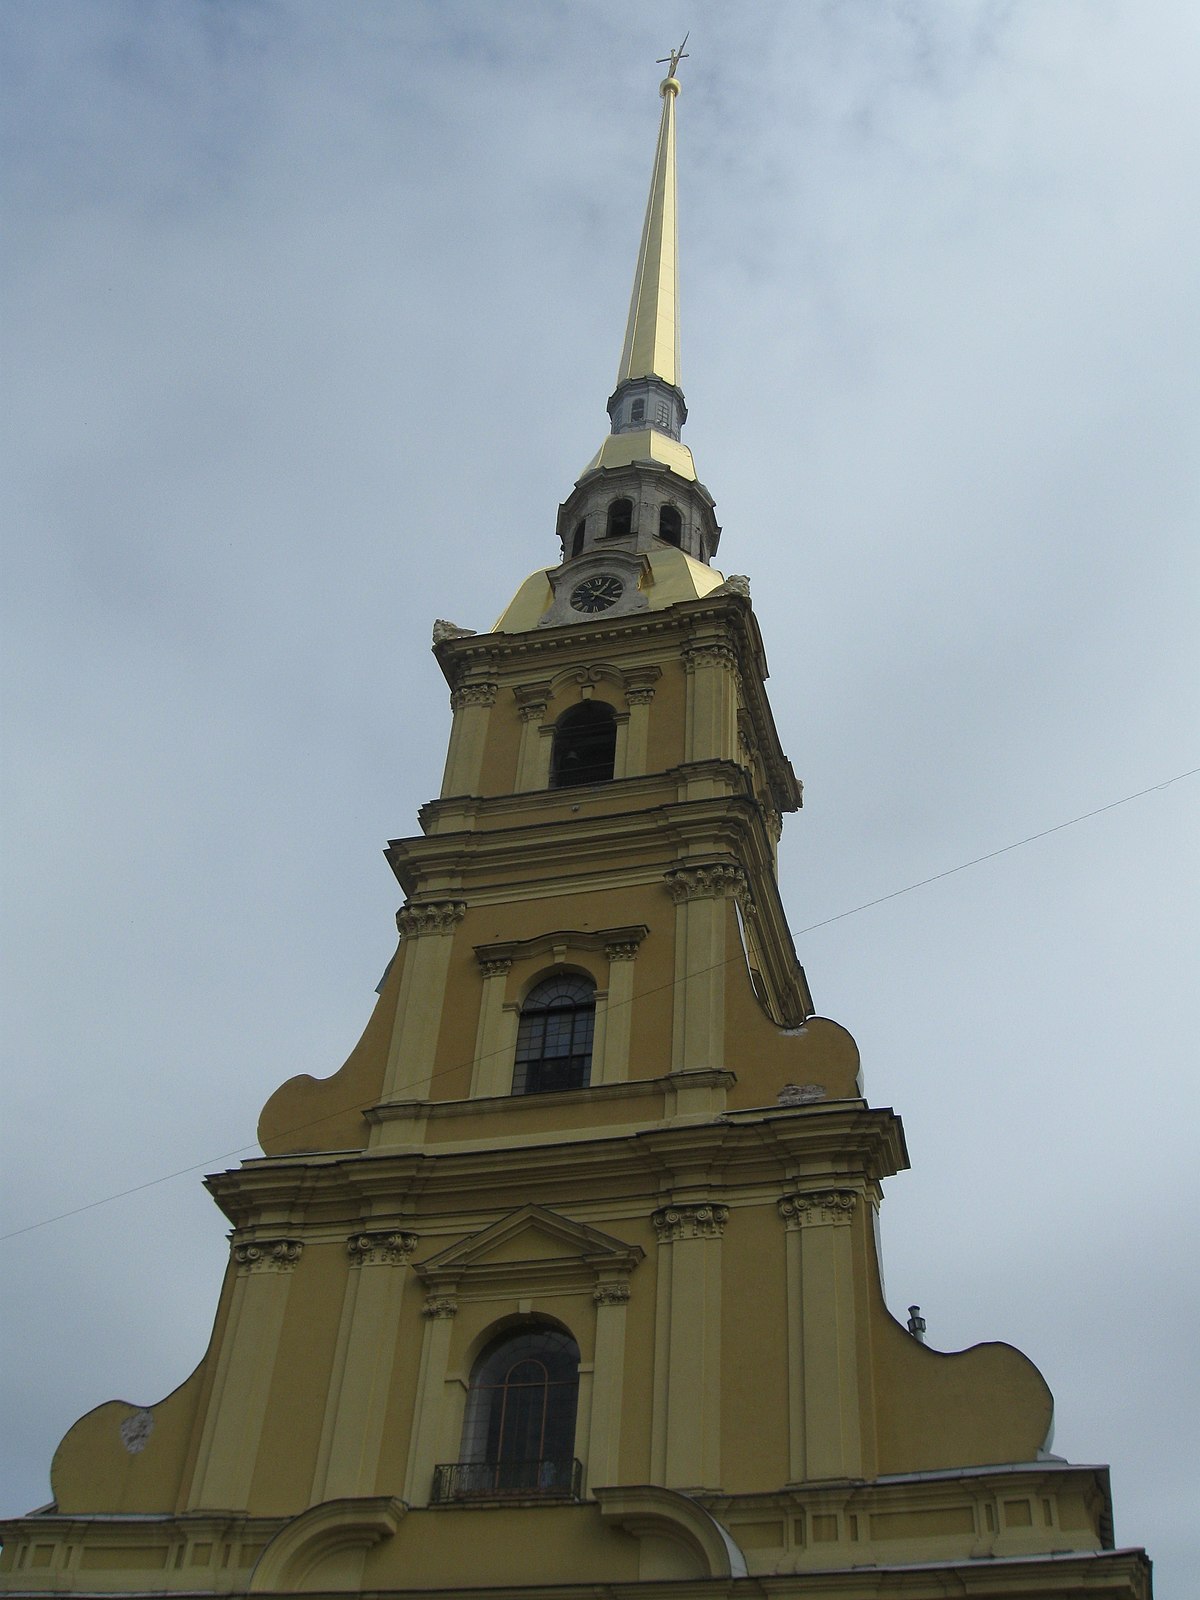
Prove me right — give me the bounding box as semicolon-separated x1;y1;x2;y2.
605;497;633;539
658;504;682;548
630;398;645;423
453;1325;581;1498
570;519;585;559
550;700;616;788
513;974;595;1094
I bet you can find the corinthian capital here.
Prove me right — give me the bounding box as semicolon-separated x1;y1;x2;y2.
450;681;497;710
665;861;750;906
397;900;467;937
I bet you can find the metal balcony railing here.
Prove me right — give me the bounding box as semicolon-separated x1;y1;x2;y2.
431;1457;583;1503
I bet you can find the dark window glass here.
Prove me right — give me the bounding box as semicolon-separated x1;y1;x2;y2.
513;974;595;1095
606;497;633;538
457;1326;581;1494
550;700;616;788
570;520;585;558
659;505;683;547
631;398;645;423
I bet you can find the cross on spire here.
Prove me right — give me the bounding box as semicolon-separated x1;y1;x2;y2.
656;32;689;79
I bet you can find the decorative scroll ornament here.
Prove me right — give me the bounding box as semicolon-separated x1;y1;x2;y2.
593;1282;632;1306
119;1409;154;1454
397;900;467;938
709;573;751;600
423;1293;458;1319
665;862;751;908
450;681;497;710
777;1191;858;1229
776;1082;827;1107
652;1203;730;1242
432;619;477;644
347;1230;418;1267
233;1239;304;1272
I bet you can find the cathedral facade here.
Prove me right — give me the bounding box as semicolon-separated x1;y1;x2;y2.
0;60;1151;1600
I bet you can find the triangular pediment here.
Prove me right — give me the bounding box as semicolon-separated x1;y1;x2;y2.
415;1204;642;1290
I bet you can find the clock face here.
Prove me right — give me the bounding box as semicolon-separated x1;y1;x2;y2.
569;574;624;614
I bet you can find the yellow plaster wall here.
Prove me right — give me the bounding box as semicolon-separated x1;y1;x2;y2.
47;1367;206;1516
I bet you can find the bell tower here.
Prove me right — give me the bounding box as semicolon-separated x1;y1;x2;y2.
0;51;1151;1600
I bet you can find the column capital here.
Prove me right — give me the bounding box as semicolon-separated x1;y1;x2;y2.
682;639;738;673
777;1190;858;1229
450;681;497;710
593;1282;632;1306
397;899;467;937
652;1202;729;1243
422;1293;458;1320
233;1238;303;1273
347;1230;418;1267
665;861;750;906
477;954;513;979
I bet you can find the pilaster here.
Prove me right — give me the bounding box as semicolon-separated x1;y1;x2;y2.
379;900;466;1105
439;681;497;798
187;1239;304;1510
683;639;740;765
587;1282;632;1489
594;936;641;1085
650;1202;728;1490
402;1292;459;1505
665;863;748;1074
310;1230;419;1503
470;956;515;1097
778;1189;864;1483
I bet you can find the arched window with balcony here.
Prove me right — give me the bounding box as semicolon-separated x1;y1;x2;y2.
513;974;595;1095
550;700;616;788
441;1324;581;1499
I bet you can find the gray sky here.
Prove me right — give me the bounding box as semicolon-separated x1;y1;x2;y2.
2;2;1197;1590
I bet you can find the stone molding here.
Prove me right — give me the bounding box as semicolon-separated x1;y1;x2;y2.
593;1282;632;1306
653;1203;730;1243
449;682;497;710
422;1293;458;1319
397;900;467;938
347;1230;419;1267
233;1239;304;1273
665;862;751;907
777;1191;858;1229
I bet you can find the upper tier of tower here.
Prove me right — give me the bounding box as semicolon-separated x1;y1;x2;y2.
495;65;723;634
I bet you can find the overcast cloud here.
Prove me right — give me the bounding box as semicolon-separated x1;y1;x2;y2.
2;3;1197;1591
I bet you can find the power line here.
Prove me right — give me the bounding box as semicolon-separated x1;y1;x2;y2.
2;765;1195;1246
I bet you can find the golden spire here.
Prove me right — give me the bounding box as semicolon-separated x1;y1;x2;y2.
616;43;686;389
578;42;699;485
